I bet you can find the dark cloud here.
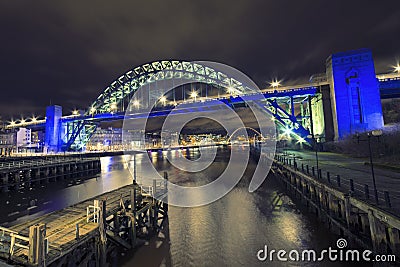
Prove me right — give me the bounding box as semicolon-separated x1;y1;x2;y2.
0;0;399;119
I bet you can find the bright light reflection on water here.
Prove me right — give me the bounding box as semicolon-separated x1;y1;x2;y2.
0;148;357;266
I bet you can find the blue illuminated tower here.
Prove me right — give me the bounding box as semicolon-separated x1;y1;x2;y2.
326;49;384;140
44;105;62;152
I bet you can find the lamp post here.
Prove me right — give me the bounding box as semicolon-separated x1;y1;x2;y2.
110;103;117;113
308;134;321;178
367;130;383;204
190;91;198;102
227;87;235;95
270;79;281;91
159;96;167;106
133;99;140;108
356;130;382;204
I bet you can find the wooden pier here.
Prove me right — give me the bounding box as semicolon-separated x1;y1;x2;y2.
0;175;168;266
252;145;400;261
0;157;101;192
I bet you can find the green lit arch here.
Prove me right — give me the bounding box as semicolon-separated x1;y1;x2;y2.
88;60;255;115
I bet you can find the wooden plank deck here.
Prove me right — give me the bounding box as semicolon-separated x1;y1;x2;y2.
8;184;136;265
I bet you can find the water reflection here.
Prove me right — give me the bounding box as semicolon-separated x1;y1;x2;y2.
0;155;133;226
0;148;351;266
120;148;348;267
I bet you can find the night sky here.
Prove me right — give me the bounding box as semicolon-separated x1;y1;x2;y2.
1;0;399;120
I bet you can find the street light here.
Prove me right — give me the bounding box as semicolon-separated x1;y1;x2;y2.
283;126;292;137
356;130;383;204
367;130;383;204
270;79;281;89
308;134;321;178
133;100;140;108
227;87;236;95
190;91;198;102
394;64;400;73
296;136;306;149
159;96;167;105
110;103;117;111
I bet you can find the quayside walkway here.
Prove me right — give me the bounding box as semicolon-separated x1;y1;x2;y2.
252;144;400;261
282;149;400;213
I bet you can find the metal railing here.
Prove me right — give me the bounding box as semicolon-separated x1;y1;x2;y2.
0;157;99;172
87;205;101;223
9;232;29;257
0;226;29;259
139;179;167;198
275;154;395;210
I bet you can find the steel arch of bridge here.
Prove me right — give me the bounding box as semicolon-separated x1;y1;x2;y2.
88;60;255;115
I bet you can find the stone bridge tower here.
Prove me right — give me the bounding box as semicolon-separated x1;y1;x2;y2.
326;49;384;140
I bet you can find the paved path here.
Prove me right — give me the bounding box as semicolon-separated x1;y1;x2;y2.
279;149;400;213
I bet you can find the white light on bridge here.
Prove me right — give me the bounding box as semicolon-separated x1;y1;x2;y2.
270;79;281;88
72;110;79;115
159;96;167;105
20;118;26;124
133;100;140;107
31;116;37;122
90;107;96;114
296;137;306;144
395;65;400;73
190;91;198;101
227;87;236;94
110;103;117;110
9;120;16;126
283;127;292;136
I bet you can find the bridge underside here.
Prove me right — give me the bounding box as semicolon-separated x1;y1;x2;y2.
379;78;400;99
